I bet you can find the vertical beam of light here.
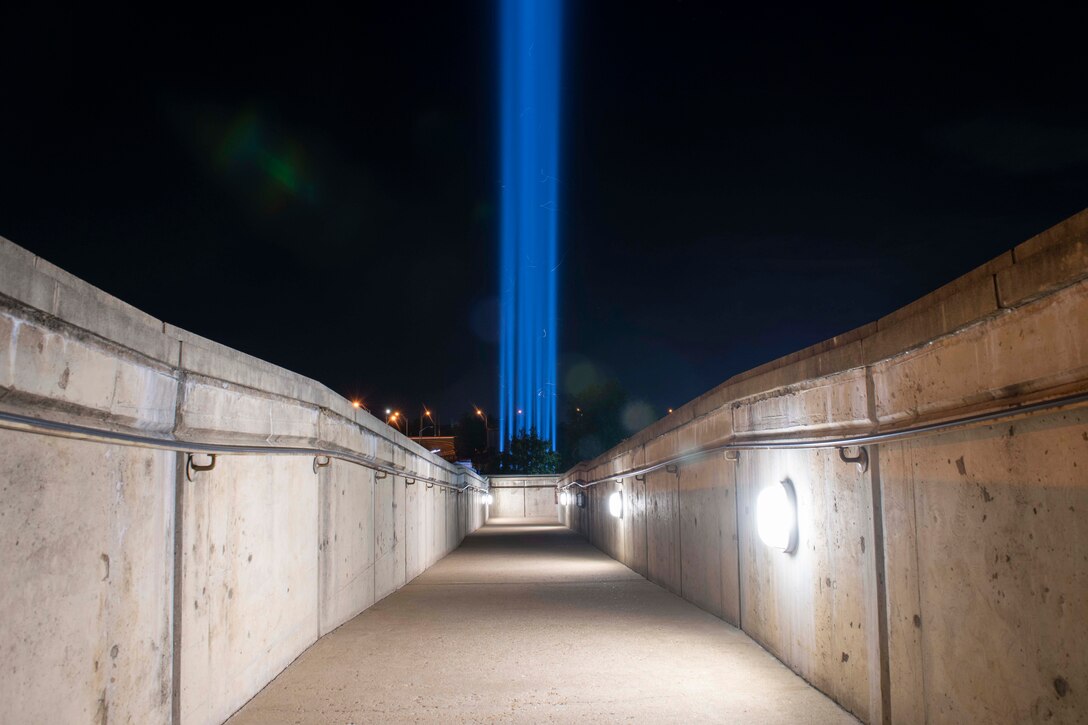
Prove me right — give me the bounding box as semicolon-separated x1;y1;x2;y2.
499;0;515;451
499;0;562;451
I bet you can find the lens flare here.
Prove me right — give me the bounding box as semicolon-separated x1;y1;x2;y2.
213;111;316;212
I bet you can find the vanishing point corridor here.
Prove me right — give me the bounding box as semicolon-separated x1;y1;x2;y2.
228;518;856;724
5;215;1088;722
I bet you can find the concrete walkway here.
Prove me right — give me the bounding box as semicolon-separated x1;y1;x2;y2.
228;518;857;724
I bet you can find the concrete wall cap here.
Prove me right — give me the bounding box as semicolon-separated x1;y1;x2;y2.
563;209;1088;478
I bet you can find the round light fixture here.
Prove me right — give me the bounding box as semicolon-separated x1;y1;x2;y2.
608;490;624;518
756;479;798;553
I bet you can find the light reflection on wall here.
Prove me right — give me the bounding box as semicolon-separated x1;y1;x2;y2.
499;0;562;450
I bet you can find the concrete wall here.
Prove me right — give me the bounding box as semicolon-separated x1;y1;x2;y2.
560;210;1088;724
0;237;489;724
488;475;559;519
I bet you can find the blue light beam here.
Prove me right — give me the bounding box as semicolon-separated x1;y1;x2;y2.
499;0;562;451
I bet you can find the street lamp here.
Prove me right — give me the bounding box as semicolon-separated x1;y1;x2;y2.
420;406;437;436
475;408;490;452
387;411;404;432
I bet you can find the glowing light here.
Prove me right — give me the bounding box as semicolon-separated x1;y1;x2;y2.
559;491;570;505
484;494;494;505
352;400;361;409
386;409;392;415
608;491;623;518
499;0;562;452
756;479;799;553
667;408;674;414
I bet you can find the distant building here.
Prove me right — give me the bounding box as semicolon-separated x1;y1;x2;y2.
410;435;457;463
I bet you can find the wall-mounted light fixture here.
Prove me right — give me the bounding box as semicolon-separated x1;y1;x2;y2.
756;478;798;553
559;491;570;506
608;490;624;519
484;494;494;505
576;491;586;508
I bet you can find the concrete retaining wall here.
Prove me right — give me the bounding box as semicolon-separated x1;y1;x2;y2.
560;210;1088;724
488;475;559;519
0;237;489;724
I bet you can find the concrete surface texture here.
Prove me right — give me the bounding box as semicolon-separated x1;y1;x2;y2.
0;431;175;724
561;211;1088;723
227;517;858;724
0;235;488;724
489;475;560;518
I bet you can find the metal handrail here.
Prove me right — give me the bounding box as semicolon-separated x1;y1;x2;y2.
5;389;1085;495
0;409;488;494
558;390;1088;490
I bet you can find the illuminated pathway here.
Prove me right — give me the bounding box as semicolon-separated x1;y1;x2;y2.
228;518;856;724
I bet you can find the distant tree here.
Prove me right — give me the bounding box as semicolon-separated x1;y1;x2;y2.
494;428;561;474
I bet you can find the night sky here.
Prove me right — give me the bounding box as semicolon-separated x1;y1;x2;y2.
2;3;1086;433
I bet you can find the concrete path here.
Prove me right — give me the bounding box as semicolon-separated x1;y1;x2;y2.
228;518;857;724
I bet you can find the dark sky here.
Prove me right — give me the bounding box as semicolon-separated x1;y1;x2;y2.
2;3;1086;431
